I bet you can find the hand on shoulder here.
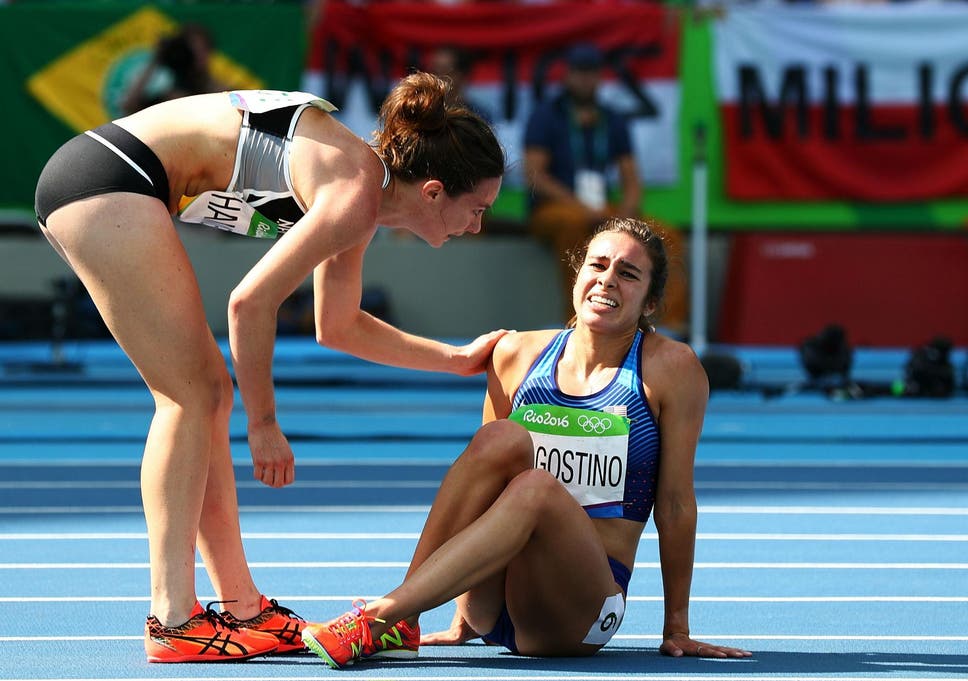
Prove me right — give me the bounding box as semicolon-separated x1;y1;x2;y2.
484;329;560;420
491;329;558;375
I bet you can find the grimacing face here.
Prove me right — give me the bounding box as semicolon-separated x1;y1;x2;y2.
572;231;654;330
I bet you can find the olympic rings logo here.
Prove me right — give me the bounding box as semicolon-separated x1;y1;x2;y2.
577;414;611;434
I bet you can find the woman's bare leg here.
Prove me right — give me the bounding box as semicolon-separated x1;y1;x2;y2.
43;195;257;625
405;420;533;574
354;420;620;653
365;467;619;654
196;380;264;618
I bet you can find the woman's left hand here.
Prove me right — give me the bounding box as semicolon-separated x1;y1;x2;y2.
660;632;752;658
248;422;295;488
451;329;512;375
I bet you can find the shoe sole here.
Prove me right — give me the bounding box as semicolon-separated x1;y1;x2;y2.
147;646;277;663
368;649;419;659
268;643;310;654
302;630;345;669
146;634;278;663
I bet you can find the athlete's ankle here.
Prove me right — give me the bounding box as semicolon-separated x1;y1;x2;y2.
220;592;265;620
150;599;199;628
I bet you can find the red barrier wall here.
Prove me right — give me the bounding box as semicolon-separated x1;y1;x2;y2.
717;233;968;347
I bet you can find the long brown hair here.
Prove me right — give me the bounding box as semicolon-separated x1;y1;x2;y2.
375;72;504;196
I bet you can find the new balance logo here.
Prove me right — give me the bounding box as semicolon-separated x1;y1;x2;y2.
379;628;403;649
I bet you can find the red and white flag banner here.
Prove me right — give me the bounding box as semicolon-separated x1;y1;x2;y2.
714;6;968;202
305;2;681;188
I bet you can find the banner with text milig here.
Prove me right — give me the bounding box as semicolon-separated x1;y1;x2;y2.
714;5;968;202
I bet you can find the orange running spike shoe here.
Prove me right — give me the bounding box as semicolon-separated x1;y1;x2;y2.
366;618;420;659
221;596;308;653
145;601;279;663
301;599;377;669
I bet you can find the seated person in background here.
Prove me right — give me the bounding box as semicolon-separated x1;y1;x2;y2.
301;217;752;668
523;43;642;321
122;24;225;115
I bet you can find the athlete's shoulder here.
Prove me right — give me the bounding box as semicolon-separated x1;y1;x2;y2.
489;329;559;382
488;329;561;411
494;329;559;363
641;331;703;378
640;331;708;404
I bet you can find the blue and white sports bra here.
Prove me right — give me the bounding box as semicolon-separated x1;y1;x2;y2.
511;329;660;522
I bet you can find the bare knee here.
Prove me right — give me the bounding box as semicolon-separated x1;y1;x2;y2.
501;468;562;517
461;420;533;474
213;370;235;420
149;362;232;420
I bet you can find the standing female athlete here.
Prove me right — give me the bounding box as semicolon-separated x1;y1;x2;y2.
34;73;506;662
301;217;751;666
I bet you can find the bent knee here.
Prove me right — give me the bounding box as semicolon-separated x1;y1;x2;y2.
503;468;564;511
464;420;533;470
149;364;233;417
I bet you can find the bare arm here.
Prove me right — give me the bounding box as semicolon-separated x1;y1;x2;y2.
228;134;384;487
313;243;506;376
652;343;705;648
652;341;751;658
524;147;580;205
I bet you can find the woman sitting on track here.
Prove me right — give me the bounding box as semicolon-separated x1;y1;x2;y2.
34;73;506;663
301;217;753;666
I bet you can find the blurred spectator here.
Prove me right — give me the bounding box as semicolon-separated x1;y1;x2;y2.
428;44;494;123
523;43;642;321
121;24;225;115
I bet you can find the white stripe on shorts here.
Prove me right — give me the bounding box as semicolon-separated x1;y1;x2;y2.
84;130;154;188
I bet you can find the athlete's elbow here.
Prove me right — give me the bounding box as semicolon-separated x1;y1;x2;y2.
314;313;353;351
228;287;259;324
653;496;697;533
314;301;362;350
315;324;344;350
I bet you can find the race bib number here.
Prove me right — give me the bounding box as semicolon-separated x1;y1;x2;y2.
178;192;279;239
509;404;630;510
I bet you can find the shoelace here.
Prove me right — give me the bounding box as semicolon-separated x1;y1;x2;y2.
266;598;305;621
328;599;383;649
203;600;241;630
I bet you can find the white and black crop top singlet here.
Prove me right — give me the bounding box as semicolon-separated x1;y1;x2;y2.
177;90;390;239
511;329;661;523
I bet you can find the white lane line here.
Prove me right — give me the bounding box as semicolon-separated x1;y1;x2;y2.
1;561;966;570
2;531;966;541
0;675;966;681
616;635;968;641
3;595;966;603
0;505;433;514
4;480;966;491
696;482;968;491
0;676;746;681
0;480;442;490
0;532;421;540
2;634;967;645
700;506;968;515
1;676;966;681
3;504;968;515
